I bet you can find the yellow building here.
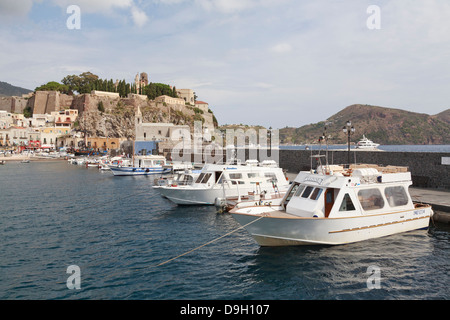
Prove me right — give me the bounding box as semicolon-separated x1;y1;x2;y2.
40;127;71;148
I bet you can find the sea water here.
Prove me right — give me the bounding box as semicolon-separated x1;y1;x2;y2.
0;161;448;300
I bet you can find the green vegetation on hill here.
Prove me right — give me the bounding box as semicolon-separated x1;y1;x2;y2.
57;71;178;99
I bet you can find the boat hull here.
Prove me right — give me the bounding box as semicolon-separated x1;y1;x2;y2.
109;166;170;176
155;187;224;205
231;206;433;246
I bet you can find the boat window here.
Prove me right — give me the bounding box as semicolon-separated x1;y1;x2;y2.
283;183;300;206
294;184;306;197
195;173;212;184
215;171;223;183
339;193;356;211
264;172;278;182
229;173;242;179
301;186;314;198
247;173;259;178
358;188;385;211
201;173;212;183
385;186;408;207
310;188;323;200
195;173;206;183
231;180;245;185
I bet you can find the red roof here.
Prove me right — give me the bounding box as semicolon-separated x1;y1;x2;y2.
195;101;208;104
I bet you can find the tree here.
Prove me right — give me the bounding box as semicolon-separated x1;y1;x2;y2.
35;81;69;93
23;105;33;118
97;101;105;113
61;71;99;94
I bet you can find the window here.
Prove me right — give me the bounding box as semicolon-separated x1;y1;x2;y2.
385;186;409;207
358;188;385;211
195;173;212;184
229;173;242;179
247;173;259;178
310;188;323;200
294;184;306;197
195;173;206;183
339;193;356;211
264;172;278;182
301;186;314;198
283;183;300;206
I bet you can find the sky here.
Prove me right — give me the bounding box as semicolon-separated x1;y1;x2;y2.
1;0;450;129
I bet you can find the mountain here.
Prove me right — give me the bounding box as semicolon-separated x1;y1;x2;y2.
280;104;450;145
0;81;32;97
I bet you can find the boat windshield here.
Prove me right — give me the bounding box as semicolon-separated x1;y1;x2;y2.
195;172;212;184
282;183;302;208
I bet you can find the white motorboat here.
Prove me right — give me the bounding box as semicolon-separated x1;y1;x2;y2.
230;164;433;246
109;155;171;176
153;160;290;205
356;135;380;149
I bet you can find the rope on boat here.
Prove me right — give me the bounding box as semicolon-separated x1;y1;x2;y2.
153;216;264;268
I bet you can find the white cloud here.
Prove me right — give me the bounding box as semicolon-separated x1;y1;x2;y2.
50;0;134;13
130;5;149;27
270;43;292;54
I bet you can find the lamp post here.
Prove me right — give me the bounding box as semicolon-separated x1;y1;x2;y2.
342;120;355;165
268;126;272;155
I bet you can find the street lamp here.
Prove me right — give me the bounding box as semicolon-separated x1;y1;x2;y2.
342;120;355;165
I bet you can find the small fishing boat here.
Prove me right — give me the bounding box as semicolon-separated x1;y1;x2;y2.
109;155;171;176
230;163;433;246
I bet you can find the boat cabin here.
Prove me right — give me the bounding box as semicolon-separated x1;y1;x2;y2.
133;155;166;168
192;163;288;190
281;164;414;218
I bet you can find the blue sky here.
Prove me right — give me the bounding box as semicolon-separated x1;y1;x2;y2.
1;0;450;129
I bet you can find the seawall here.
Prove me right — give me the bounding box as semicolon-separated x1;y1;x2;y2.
279;149;450;189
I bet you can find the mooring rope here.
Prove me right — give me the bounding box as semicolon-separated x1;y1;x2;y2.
153;215;264;268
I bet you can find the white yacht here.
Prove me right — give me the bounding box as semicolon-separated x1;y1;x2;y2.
356;135;380;149
230;164;433;246
153;160;290;205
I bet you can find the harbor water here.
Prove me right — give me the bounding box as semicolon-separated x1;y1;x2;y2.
0;161;448;300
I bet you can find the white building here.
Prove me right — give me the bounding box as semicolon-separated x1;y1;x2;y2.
135;106;190;143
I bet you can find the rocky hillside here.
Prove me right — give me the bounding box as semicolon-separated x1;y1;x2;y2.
280;104;450;145
77;94;216;139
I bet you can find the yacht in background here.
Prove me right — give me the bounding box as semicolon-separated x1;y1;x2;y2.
356;135;380;150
